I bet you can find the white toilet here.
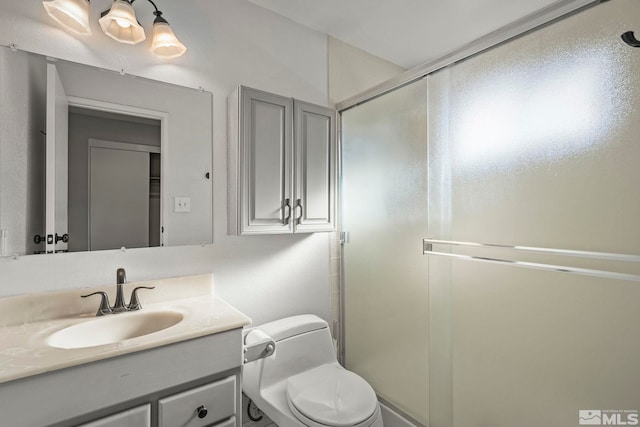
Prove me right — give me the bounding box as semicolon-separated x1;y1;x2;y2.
243;314;384;427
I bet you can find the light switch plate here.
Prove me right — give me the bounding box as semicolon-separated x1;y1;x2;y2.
174;197;191;212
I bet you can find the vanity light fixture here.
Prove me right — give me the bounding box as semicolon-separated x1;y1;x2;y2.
98;0;146;45
43;0;187;58
149;10;186;58
42;0;92;36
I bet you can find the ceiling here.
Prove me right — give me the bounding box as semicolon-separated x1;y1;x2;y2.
248;0;561;69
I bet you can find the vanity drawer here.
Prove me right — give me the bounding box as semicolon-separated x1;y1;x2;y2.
158;376;236;427
79;404;151;427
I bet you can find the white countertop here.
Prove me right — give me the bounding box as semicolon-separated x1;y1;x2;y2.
0;274;251;384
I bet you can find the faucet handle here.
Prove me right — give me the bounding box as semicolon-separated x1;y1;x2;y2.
128;286;155;311
81;291;113;316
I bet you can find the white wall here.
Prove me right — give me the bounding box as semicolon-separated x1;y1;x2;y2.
0;0;331;325
328;36;405;105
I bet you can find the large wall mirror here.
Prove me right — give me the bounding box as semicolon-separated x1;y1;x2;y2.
0;46;213;256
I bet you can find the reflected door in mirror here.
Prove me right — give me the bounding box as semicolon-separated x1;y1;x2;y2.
88;140;160;251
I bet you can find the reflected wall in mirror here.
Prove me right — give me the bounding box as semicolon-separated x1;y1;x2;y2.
0;46;213;256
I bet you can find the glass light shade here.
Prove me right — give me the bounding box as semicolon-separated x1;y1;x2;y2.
98;0;146;45
43;0;91;36
150;22;187;58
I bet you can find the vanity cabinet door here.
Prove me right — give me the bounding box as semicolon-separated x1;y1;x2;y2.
293;100;336;233
158;375;236;427
78;404;151;427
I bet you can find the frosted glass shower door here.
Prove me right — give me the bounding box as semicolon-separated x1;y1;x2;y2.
427;1;640;426
341;80;429;424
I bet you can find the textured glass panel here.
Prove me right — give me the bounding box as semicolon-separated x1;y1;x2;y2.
450;263;640;426
428;0;640;426
427;67;453;427
342;80;428;424
446;1;639;254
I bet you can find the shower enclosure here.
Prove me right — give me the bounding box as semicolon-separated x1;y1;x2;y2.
340;1;640;426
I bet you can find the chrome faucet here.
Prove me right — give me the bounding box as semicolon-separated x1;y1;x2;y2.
81;268;155;316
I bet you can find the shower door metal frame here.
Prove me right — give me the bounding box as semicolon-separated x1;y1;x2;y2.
337;0;607;423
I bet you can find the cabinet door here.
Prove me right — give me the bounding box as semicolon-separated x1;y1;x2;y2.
293;100;336;232
240;87;293;234
78;404;151;427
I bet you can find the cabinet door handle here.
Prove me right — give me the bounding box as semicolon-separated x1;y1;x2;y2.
295;199;303;223
283;198;291;225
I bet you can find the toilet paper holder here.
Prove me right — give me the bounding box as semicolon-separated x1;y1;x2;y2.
243;328;276;364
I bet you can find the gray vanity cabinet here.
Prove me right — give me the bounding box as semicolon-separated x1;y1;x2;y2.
228;86;336;235
0;330;243;427
78;374;238;427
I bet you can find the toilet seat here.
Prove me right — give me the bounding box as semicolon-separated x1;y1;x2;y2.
285;364;379;427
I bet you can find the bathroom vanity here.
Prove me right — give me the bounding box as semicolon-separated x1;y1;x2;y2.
0;274;250;427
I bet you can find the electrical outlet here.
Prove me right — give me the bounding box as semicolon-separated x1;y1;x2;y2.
174;197;191;212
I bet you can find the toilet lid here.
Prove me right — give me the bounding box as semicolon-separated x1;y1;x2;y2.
286;364;377;427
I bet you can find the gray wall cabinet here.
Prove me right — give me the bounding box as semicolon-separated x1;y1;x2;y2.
228;86;336;235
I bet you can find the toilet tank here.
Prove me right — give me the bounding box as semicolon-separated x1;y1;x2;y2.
244;315;338;392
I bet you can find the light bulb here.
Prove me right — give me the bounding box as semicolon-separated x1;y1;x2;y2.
115;18;131;29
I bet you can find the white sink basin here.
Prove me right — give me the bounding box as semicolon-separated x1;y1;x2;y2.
47;310;184;349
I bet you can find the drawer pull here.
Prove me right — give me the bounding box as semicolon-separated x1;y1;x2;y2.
196;405;208;419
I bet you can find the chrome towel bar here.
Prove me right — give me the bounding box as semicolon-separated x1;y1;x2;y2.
422;238;640;282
